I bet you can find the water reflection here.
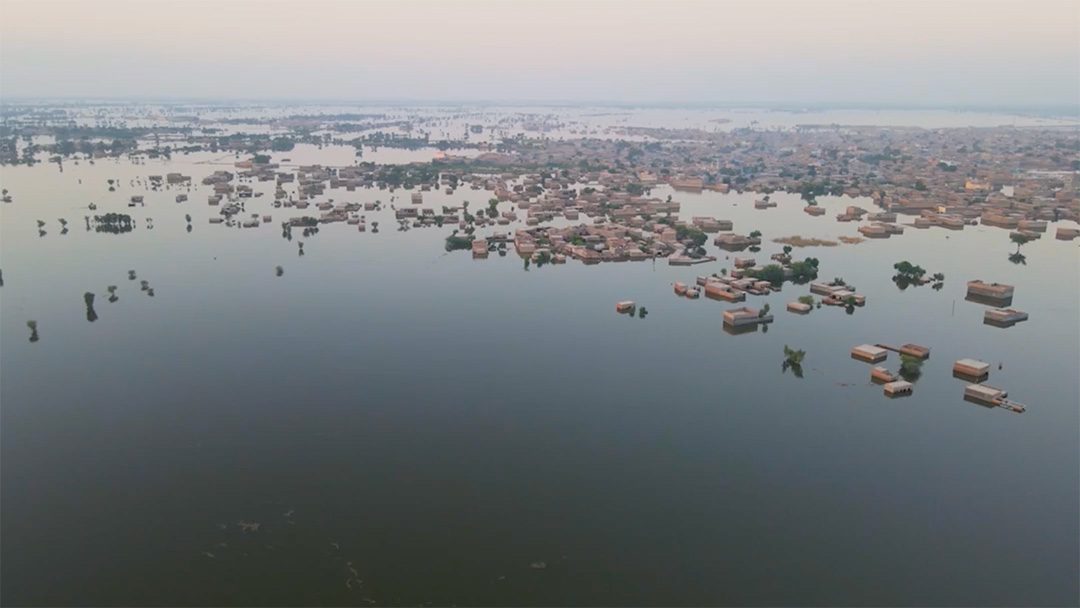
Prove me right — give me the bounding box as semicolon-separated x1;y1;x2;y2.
723;323;759;335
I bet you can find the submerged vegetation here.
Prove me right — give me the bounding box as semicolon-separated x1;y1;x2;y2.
772;236;839;247
892;261;944;290
747;257;819;286
92;213;135;234
84;292;98;322
445;233;473;251
782;345;805;378
899;355;924;383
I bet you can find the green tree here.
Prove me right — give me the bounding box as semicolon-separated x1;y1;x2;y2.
675;224;707;247
899;355;923;383
782;345;805;378
789;258;819;283
1010;232;1035;254
750;264;785;286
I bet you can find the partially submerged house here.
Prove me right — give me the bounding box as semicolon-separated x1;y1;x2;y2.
851;344;888;363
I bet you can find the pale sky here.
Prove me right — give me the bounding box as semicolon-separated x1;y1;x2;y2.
1;0;1077;108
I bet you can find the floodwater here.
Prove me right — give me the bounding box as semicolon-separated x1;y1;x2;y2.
1;131;1078;606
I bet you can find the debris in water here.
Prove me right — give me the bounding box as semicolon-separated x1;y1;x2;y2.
237;521;261;532
530;561;547;569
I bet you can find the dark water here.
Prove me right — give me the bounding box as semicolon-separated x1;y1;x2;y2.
2;151;1078;606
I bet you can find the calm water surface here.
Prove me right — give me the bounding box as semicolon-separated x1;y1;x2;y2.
1;149;1078;606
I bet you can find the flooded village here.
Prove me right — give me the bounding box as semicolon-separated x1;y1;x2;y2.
2;103;1078;606
4;105;1076;417
4;0;1079;603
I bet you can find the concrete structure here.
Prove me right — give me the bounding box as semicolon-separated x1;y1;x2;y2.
713;234;760;250
883;343;931;360
786;301;812;314
963;384;1026;413
691;217;732;232
983;308;1028;327
883;380;913;397
722;306;773;327
966;280;1014;305
858;224;891;238
965;384;1005;405
810;281;854;297
953;359;990;380
871;366;898;383
851;344;888;363
1056;227;1080;241
704;283;745;302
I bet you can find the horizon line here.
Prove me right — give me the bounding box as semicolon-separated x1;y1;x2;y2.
1;96;1078;114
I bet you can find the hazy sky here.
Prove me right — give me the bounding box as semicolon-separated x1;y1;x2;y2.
1;0;1077;108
